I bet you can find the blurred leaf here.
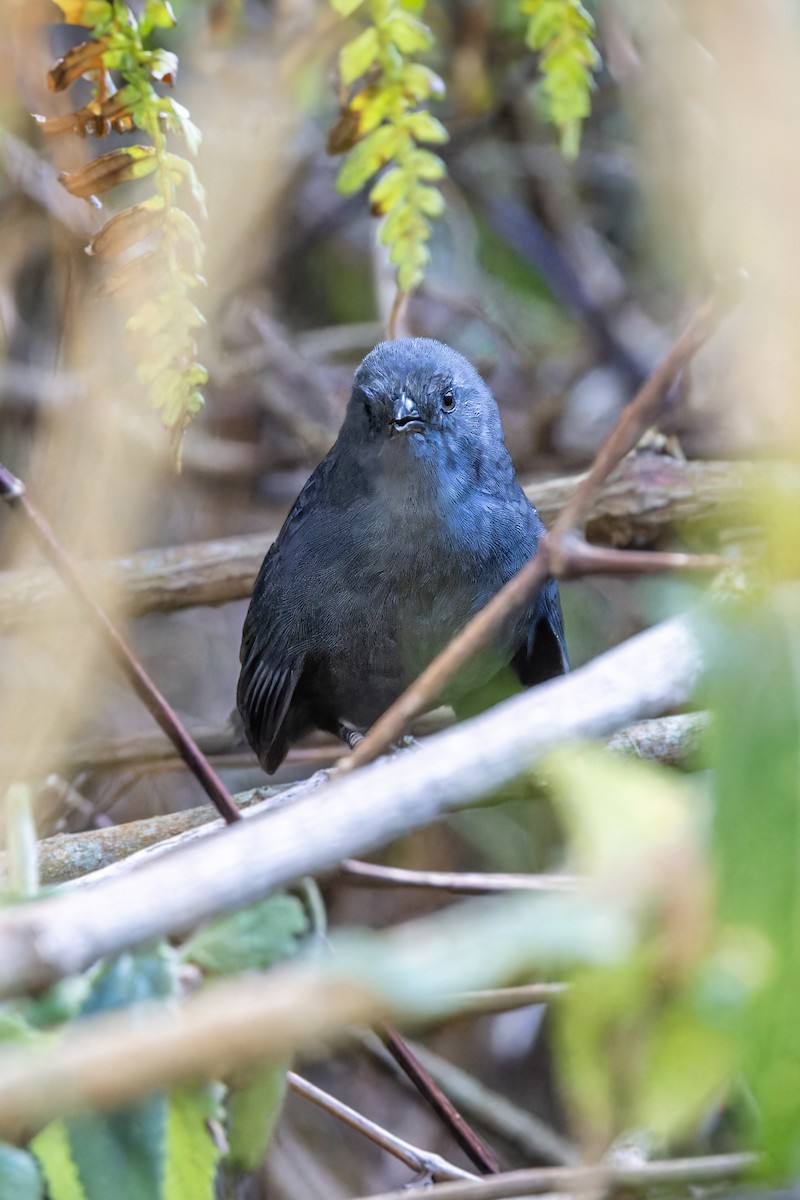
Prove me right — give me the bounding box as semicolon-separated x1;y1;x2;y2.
401;109;448;143
0;1144;44;1200
227;1065;288;1170
704;594;800;1173
331;0;365;13
340;26;380;85
3;785;38;899
32;951;219;1200
519;0;600;157
54;1102;168;1200
140;0;176;36
383;11;432;54
329;0;447;294
337;124;398;193
30;1123;86;1200
546;745;727;1147
162;1087;222;1200
51;0;110;23
181;893;310;976
544;744;698;883
80;945;177;1016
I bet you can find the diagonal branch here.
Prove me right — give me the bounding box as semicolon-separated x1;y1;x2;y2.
0;464;242;827
288;1071;477;1183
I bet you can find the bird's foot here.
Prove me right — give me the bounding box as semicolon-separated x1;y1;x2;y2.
336;722;365;752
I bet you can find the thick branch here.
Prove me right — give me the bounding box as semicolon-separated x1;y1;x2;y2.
0;713;702;891
0;615;702;999
0;456;767;633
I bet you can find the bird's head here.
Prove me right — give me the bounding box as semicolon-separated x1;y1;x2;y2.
341;339;510;482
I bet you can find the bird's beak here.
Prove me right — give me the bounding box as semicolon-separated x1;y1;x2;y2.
391;392;425;435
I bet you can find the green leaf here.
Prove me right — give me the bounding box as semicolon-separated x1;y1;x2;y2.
639;1002;733;1136
30;1123;86;1200
0;1007;42;1046
414;183;444;217
162;1087;222;1200
227;1065;289;1170
401;62;445;102
0;1144;44;1200
330;0;366;13
182;893;309;976
336;124;398;193
405;147;446;180
139;0;176;35
544;744;697;881
340;26;380;86
401;109;449;144
81;945;177;1017
369;165;407;213
382;11;432;54
704;597;800;1173
61;1101;168;1200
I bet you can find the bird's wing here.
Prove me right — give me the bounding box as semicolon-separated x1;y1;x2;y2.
237;455;337;770
237;643;304;771
511;578;570;685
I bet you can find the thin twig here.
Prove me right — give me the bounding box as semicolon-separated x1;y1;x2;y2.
288;1071;477;1183
358;1153;757;1200
340;861;580;894
359;1032;576;1167
452;984;567;1013
340;287;738;775
0;463;241;826
381;1027;500;1174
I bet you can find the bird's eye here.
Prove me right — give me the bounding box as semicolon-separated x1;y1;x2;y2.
441;387;456;413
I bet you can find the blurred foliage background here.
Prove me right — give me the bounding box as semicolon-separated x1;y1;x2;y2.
1;0;800;1198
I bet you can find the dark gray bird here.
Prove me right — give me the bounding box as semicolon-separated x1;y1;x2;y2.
238;338;568;773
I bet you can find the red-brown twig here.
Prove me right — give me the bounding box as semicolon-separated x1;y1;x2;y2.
0;464;241;826
339;285;740;775
381;1028;500;1174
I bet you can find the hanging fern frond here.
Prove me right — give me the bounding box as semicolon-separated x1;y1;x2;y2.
327;0;448;298
520;0;600;159
38;0;207;467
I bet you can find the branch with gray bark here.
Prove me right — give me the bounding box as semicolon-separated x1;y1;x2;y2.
0;712;705;890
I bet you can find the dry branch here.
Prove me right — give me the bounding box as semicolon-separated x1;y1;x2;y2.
0;614;702;999
0;456;766;633
360;1154;756;1200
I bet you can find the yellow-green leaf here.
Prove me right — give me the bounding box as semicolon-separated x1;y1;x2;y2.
340;26;380;86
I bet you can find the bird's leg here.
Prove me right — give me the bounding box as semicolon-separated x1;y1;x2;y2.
337;722;365;752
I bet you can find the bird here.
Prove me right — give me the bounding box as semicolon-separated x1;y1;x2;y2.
238;337;568;773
